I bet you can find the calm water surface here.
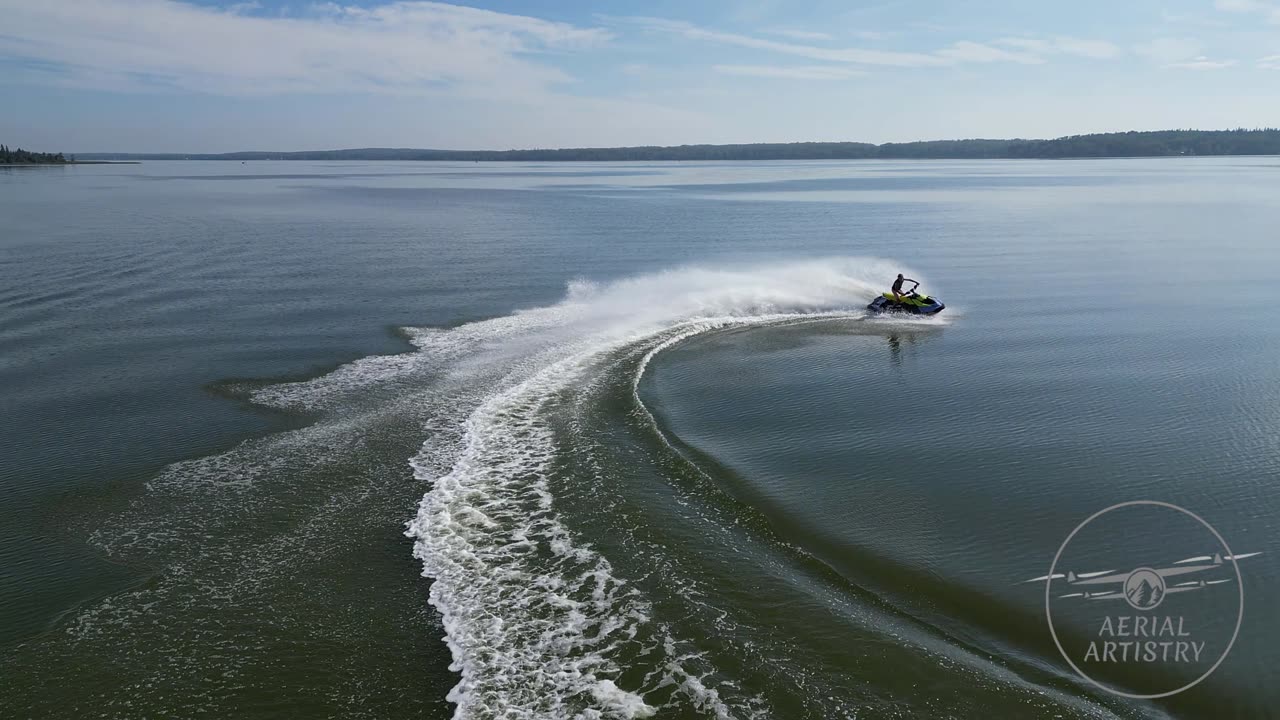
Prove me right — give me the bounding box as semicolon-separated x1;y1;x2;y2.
1;159;1277;718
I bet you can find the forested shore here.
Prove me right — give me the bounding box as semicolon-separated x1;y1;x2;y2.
1;145;68;164
75;129;1280;162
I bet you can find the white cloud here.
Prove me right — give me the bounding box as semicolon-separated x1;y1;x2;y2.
935;41;1043;64
1132;40;1236;70
621;17;951;67
225;1;261;14
623;17;1117;69
1055;37;1124;59
1257;54;1280;68
1160;9;1230;27
0;0;736;153
1166;56;1237;69
766;29;834;42
1213;0;1280;23
998;36;1122;59
1133;37;1204;64
712;64;865;80
0;0;610;96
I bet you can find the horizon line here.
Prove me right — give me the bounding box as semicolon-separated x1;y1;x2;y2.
67;127;1280;157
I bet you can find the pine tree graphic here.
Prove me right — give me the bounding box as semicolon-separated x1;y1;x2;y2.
1148;583;1163;606
1128;579;1155;607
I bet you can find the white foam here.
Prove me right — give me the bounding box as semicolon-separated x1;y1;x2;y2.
590;680;657;719
246;257;921;717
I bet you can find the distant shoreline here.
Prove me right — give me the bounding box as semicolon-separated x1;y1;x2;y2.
53;155;1280;164
74;128;1280;162
0;161;139;166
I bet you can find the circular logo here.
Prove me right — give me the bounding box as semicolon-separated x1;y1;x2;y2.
1122;567;1166;611
1043;501;1246;699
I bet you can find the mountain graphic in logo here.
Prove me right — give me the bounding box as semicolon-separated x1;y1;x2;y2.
1124;569;1166;610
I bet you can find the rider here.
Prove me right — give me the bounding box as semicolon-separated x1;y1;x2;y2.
891;273;918;301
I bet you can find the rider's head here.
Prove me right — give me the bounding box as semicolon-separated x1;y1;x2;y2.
897;273;904;279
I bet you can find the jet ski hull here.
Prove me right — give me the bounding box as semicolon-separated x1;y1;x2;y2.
868;294;946;315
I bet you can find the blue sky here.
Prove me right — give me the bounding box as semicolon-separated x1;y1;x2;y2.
2;0;1278;152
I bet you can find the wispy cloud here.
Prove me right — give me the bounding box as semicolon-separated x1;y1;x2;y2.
621;16;1115;69
225;1;262;15
1166;56;1237;69
1160;9;1230;27
1132;39;1237;70
620;17;951;67
1258;54;1280;68
713;64;865;80
934;41;1043;64
1213;0;1280;23
997;36;1122;59
0;0;609;96
1133;37;1204;64
766;29;834;42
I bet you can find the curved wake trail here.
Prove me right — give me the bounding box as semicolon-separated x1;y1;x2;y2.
5;258;1143;719
392;258;927;718
5;257;961;719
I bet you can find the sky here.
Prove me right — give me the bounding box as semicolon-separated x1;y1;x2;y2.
1;0;1278;152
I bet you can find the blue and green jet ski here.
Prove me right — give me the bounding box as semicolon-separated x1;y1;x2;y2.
867;288;945;315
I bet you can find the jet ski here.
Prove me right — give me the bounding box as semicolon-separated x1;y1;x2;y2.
867;289;945;315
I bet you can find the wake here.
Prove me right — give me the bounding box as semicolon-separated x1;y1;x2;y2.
387;258;920;718
56;257;935;719
20;258;1136;720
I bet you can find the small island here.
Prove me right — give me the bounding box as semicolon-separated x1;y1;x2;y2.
1;144;71;165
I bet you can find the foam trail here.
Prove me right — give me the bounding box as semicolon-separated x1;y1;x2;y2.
392;258;924;718
52;256;1124;719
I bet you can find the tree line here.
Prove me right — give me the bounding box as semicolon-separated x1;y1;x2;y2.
76;128;1280;162
0;145;68;164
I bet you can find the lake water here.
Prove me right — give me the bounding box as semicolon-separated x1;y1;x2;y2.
1;159;1277;718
